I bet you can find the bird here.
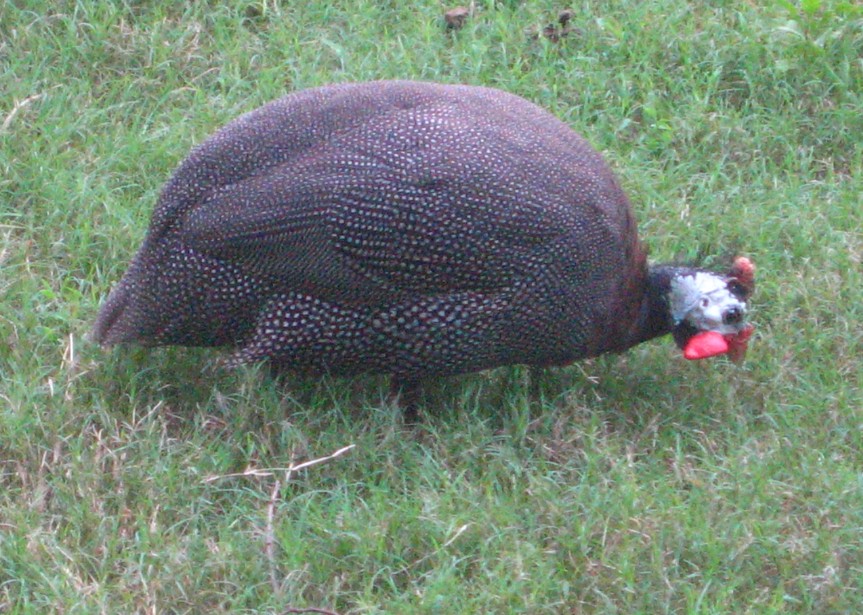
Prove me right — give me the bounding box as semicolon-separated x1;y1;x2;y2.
93;80;755;413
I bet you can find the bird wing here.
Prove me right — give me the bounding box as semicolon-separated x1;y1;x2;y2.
179;143;567;306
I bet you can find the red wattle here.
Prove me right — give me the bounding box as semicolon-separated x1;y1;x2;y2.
683;331;730;360
725;324;755;363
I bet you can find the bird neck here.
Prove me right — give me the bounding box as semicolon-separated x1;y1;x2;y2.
625;264;679;348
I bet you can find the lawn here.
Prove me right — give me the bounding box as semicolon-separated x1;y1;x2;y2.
1;1;862;613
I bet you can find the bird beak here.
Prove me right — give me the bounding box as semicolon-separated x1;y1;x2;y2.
683;324;755;362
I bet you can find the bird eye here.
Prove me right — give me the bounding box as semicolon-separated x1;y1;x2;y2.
723;306;744;325
701;298;710;308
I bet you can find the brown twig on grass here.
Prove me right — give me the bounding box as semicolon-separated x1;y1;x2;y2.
202;444;356;483
205;443;354;610
2;94;43;132
392;522;472;577
266;476;283;594
272;454;344;614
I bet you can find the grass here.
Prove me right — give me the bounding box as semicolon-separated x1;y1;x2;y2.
1;0;862;612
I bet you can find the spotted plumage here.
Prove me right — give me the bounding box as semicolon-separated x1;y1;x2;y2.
93;80;754;393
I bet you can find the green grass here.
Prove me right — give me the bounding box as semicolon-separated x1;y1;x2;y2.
1;0;862;612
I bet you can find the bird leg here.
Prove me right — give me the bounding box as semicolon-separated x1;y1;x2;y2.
389;376;422;424
528;366;545;403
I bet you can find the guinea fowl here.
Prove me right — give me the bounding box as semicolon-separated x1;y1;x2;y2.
93;80;755;408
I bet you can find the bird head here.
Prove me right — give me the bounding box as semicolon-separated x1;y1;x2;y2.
668;256;755;363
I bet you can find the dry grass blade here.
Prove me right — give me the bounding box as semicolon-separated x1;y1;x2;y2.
202;444;356;483
2;94;43;132
394;523;472;577
266;477;283;594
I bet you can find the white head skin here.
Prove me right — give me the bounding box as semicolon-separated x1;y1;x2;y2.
670;272;748;335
